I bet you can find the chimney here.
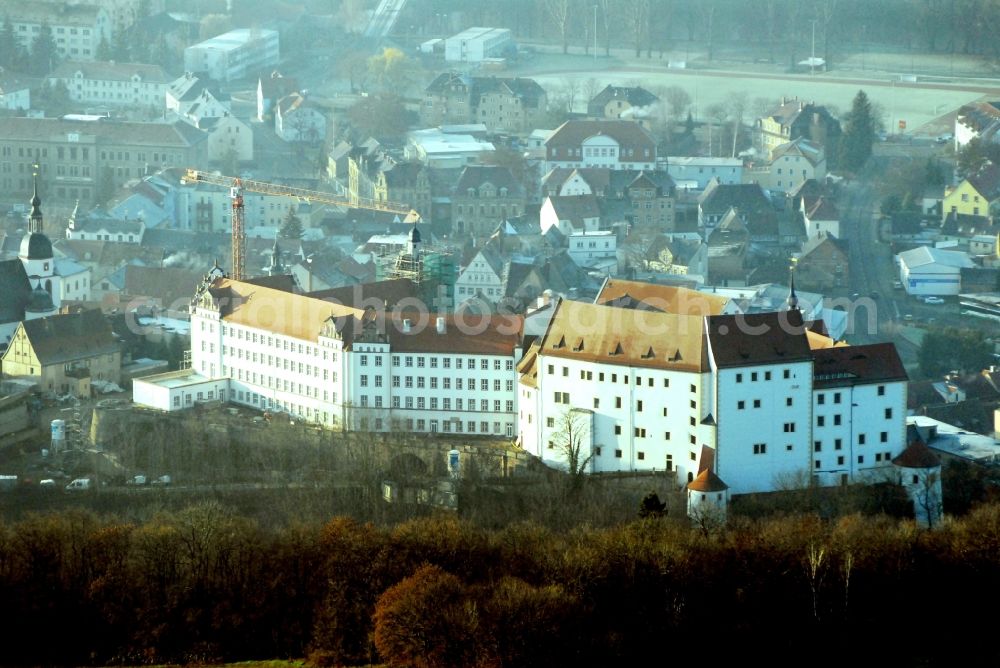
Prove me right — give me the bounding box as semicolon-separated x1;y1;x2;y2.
436;316;446;334
402;319;412;333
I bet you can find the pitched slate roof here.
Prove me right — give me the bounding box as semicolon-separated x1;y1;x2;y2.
0;259;30;325
474;76;546;106
424;71;472;94
965;162;1000;201
0;117;206;147
546;194;601;223
309;278;419;307
455;165;523;196
20;309;118;365
546;119;655;151
588;85;659;115
799;232;849;260
812;342;907;388
770;137;825;166
699;181;772;216
50;60;171;83
123;265;203;308
802;196;840;221
706;310;813;368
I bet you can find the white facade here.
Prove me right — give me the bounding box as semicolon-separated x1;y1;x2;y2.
405;129;495;168
444;27;512;63
50;63;169;108
519;298;908;496
135;278;522;438
539;196;600;235
132;370;230;411
202;114;254;162
897;246;975;296
567;231;616;267
177;186;322;232
5;6;111;61
54;259;91;302
546;135;656;172
667;157;743;190
184;29;280;82
275;104;327;143
0;81;30;111
454;250;504;306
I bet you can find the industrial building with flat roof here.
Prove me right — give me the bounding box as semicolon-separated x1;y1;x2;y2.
184;28;280;82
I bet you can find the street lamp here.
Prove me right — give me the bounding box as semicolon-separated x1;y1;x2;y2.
593;5;598;62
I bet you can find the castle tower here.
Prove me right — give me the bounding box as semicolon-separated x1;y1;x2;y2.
686;468;729;525
893;440;943;528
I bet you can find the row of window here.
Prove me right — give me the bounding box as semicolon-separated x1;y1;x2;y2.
388;376;514;392
815;433;890;450
550;365;693;391
816;408;892;426
814;452;893;469
736;369;792;382
382;396;514;412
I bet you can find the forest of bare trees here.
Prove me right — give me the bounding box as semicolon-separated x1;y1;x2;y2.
1;504;1000;665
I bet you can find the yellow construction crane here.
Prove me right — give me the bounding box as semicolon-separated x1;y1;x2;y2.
182;169;419;281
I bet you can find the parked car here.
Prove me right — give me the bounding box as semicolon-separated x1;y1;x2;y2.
126;475;147;486
903;314;914;321
151;475;172;487
935;133;953;144
65;478;92;491
924;296;945;304
893;280;903;289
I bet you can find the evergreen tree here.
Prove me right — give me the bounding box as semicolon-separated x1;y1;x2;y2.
96;37;113;61
838;90;876;172
97;166;116;205
29;23;58;75
0;16;21;71
279;206;304;240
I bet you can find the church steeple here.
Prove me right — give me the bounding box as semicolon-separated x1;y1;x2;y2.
265;234;285;276
787;272;799;311
28;165;43;234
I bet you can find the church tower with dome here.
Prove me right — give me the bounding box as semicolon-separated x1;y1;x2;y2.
17;171;61;310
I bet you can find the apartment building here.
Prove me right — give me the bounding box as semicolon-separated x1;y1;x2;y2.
0;1;111;61
0;116;206;205
545;120;658;172
134;277;523;436
48;60;171;108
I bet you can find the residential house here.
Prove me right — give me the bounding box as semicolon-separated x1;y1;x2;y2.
587;85;659;124
197;113;254;163
697;179;773;232
275;93;327;143
666;157;744;191
801;195;840;239
748;137;826;193
66;212;145;244
0;1;112;62
165;73;232;119
543;167;676;230
49;60;170;109
0;116;207;206
706;209;749;285
454;237;506;307
567;231;618;271
794;232;850;291
540;195;601;236
545;120;658;172
420;71;474;127
0;72;30;111
639;234;708;280
942;162;1000;222
757;96;842;158
383;162;433;220
451;165;526;236
1;309;120;397
257;71;298;121
473;77;548;133
346;139;395;207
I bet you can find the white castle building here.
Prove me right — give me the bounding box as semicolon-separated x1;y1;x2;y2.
517;279;909;495
133;273;909;499
133;270;522;437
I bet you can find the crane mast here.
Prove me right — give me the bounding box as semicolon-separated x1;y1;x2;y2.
230;179;245;281
182;169;419;282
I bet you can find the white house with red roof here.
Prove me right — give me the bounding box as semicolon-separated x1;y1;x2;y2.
801;195;840;239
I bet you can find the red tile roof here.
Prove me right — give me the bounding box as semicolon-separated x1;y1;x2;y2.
892;440;941;469
687;468;729;492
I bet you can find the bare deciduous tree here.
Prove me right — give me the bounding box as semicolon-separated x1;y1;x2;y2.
544;0;572;54
550;408;594;491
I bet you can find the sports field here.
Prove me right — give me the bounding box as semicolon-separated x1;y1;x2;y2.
531;67;992;133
